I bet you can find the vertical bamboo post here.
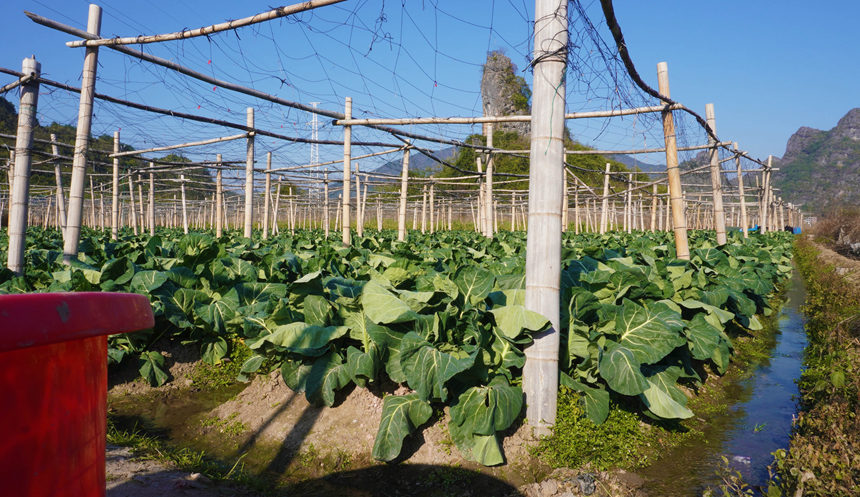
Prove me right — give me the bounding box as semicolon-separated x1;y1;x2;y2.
342;98;352;245
574;183;581;234
272;179;281;235
324;173;330;237
180;174;188;235
397;148;410;241
732;143;748;238
352;163;361;236
429;179;435;234
511;191;516;231
361;182;368;234
288;186;295;234
657;62;689;259
128;174;138;235
523;0;566;433
484;124;495;238
778;197;785;229
263;151;271;240
638;195;645;232
49;134;67;234
561;172;569;232
215;155;223;237
5;152;13;227
413;202;419;230
376;197;382;231
148;162;155;235
650;184;658;232
705;103;727;244
600;163;610;234
136;175;144;230
421;184;427;234
243;107;255;238
625;173;633;233
448;200;453;230
6;56;40;275
110;132;120;239
63;5;101;263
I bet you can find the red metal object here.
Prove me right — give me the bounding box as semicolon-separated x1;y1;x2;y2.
0;292;154;497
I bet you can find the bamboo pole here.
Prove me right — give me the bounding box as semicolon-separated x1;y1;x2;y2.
511;191;516;231
127;175;137;235
262;151;271;240
733;143;748;238
110;133;247;158
148;162;155;235
561;174;568;232
110;132;119;239
705;103;727;244
272;179;281;235
484;124;494;238
762;157;772;233
361;183;368;233
650;184;657;232
429;179;435;234
625;173;633;233
136;175;144;230
342;97;352;245
421;185;427;234
91;176;98;228
323;173;330;237
6;56;40;275
600;163;610;233
574;184;580;234
63;4;101;264
243;107;254;238
657;62;689;260
67;0;346;47
215;155;223;237
354;163;363;237
180;174;188;235
376;197;382;231
523;0;566;433
447;200;452;230
397;148;409;241
50;133;67;234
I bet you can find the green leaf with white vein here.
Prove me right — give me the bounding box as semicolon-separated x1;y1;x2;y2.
615;299;685;364
361;280;417;324
490;304;549;339
639;375;693;419
598;343;648;396
399;332;476;402
304;351;352;407
372;393;433;462
450;376;523;436
262;322;348;356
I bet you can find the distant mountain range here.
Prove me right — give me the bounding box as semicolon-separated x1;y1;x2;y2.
607;153;665;175
772;108;860;212
373;146;458;177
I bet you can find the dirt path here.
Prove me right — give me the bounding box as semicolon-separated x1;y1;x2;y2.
106;445;253;497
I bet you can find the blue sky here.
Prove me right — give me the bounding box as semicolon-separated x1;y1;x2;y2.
0;1;857;173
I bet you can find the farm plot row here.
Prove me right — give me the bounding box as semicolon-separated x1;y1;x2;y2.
0;228;793;465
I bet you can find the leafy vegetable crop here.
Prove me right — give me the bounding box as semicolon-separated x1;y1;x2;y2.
0;227;792;465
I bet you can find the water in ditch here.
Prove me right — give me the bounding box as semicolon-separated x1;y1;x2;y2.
640;269;808;495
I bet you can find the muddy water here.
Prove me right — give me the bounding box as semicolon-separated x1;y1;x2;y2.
640;270;807;495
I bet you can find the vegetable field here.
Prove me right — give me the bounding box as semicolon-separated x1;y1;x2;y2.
0;227;792;465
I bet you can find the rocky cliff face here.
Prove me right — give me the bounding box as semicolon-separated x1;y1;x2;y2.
772;108;860;213
480;51;531;136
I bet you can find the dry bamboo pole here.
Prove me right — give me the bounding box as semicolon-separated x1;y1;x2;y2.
447;200;452;230
484;124;494;238
376;197;382;231
476;156;484;234
272;179;281;235
657;62;689;260
68;0;346;47
263;152;271;240
625;173;633;233
510;192;516;231
665;197;671;231
342;97;352;245
180;174;188;235
468;200;476;231
600;163;610;233
523;0;566;433
765;159;774;232
361;182;368;233
413;204;419;230
63;5;100;264
778;200;784;229
243;107;255;238
288;186;295;234
561;174;569;232
136;176;144;230
215;155;223;237
429;180;435;234
705;103;727;244
638;195;645;231
397;148;410;241
574;184;581;234
127;175;138;235
148;162;155;235
334;194;341;231
43;195;52;229
323;174;330;237
734;144;748;238
494;200;499;233
421;185;427;234
354;163;362;236
6;56;40;275
50;133;67;233
110;131;120;238
650;184;658;232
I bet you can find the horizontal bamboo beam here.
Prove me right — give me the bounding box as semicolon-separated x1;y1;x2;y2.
66;0;345;48
332;104;686;126
564;141;733;156
0;74;36;95
110;133;250;158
